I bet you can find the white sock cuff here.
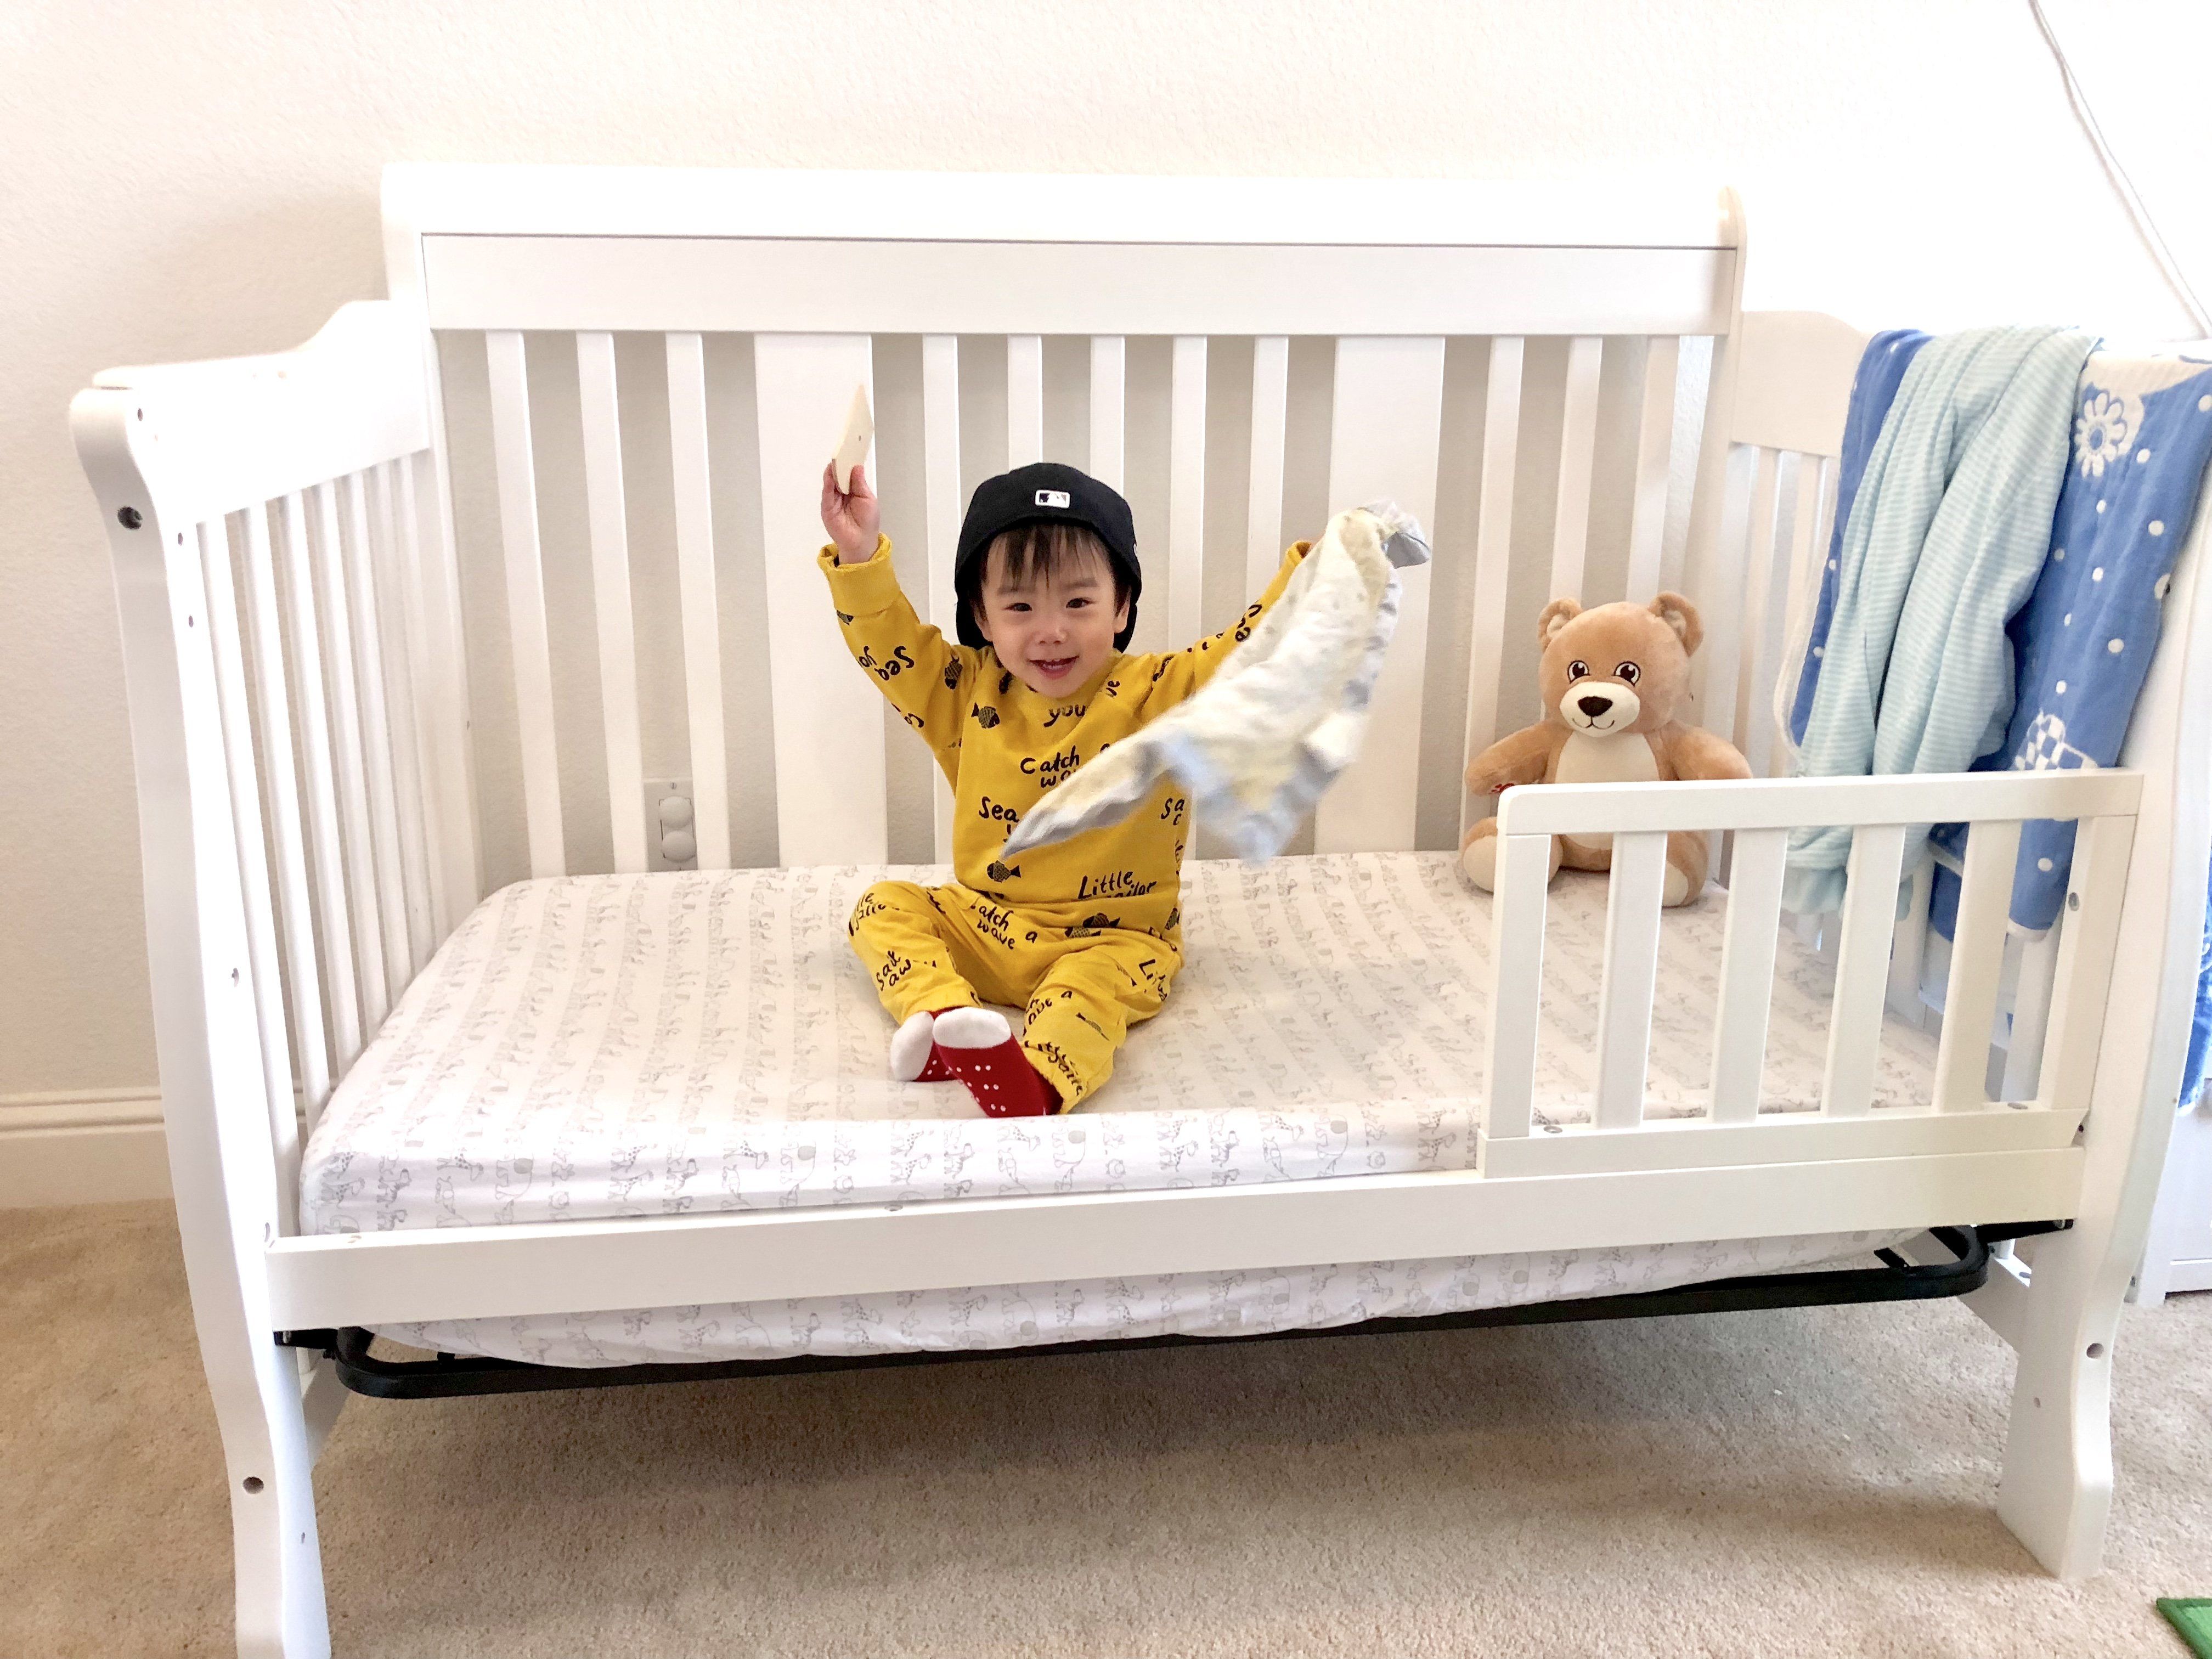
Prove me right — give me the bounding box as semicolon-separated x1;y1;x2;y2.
932;1006;1013;1050
889;1011;939;1081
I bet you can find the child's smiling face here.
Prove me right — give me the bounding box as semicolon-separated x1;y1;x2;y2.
972;538;1131;698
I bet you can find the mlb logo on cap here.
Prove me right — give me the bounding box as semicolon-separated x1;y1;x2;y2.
1035;489;1071;509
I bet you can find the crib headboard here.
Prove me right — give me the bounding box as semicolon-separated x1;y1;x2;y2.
381;165;1768;894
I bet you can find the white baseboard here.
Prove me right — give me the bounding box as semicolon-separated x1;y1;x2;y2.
0;1089;171;1207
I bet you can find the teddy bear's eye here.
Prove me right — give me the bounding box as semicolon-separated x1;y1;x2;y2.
1567;660;1589;681
1615;662;1641;685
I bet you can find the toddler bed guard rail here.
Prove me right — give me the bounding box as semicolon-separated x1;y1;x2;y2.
72;167;2212;1656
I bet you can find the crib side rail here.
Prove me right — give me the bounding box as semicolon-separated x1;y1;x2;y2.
1481;770;2142;1179
72;299;471;1199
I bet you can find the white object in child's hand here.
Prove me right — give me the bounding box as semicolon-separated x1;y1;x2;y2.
833;382;873;492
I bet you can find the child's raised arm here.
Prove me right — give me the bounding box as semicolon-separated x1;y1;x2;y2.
821;460;882;563
817;460;973;778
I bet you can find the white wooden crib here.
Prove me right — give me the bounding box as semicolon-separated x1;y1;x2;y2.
72;167;2212;1657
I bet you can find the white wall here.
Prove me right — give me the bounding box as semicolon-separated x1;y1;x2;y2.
4;0;2208;1114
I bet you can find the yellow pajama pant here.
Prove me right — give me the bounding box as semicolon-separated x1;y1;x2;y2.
849;881;1181;1109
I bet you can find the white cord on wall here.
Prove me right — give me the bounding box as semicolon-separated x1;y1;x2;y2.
2028;0;2212;337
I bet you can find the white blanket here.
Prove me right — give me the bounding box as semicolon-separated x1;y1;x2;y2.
999;503;1430;862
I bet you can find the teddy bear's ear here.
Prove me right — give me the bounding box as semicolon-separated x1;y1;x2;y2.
1537;598;1582;648
1649;591;1703;657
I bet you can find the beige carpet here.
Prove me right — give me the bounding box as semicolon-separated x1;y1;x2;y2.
7;1203;2212;1658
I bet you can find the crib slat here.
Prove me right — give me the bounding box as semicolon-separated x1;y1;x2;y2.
664;332;732;871
1007;334;1044;467
1317;336;1444;854
1733;455;1782;779
2034;812;2136;1114
370;463;436;972
341;471;414;1005
310;480;390;1032
575;332;650;876
1782;459;1827;682
2001;921;2064;1102
1592;831;1668;1128
1167;335;1206;645
1743;454;1820;778
1708;826;1787;1123
1887;853;1934;1019
241;503;331;1118
411;431;482;934
1768;454;1833;766
354;469;422;982
1820;822;1908;1118
1462;336;1525;833
1088;336;1125;491
1483;832;1550;1143
923;333;962;861
484;330;566;878
199;520;301;1215
1934;819;2023;1111
1246;335;1289;595
753;332;889;865
1625;336;1679;599
1702;445;1776;765
278;491;362;1069
391;456;450;941
1548;335;1604;600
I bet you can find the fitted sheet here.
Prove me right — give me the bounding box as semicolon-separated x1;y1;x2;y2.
298;854;1935;1364
300;854;1941;1233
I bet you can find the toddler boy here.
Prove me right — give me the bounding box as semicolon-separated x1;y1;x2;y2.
819;457;1305;1116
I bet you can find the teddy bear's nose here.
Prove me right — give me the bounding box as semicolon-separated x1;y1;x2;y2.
1577;694;1613;718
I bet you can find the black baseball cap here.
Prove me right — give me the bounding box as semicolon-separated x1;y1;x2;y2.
953;462;1142;650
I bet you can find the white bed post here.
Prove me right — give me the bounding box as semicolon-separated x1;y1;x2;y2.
1994;494;2212;1578
74;396;331;1657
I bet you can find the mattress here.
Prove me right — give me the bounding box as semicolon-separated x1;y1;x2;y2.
298;854;1936;1365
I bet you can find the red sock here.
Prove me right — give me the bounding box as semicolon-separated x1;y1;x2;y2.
890;1009;967;1084
932;1008;1060;1119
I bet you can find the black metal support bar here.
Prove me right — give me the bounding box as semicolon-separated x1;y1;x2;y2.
279;1225;1994;1402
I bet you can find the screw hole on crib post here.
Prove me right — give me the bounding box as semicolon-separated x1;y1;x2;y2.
2068;891;2081;911
242;1476;264;1494
117;506;141;528
2087;1341;2106;1358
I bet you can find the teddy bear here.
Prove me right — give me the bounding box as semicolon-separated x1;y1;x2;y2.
1459;591;1749;906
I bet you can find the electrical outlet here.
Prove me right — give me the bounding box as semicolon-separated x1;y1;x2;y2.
644;777;697;872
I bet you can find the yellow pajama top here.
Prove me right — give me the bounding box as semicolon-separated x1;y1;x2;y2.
819;537;1309;944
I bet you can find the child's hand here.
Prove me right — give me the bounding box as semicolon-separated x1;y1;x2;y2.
822;461;882;563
